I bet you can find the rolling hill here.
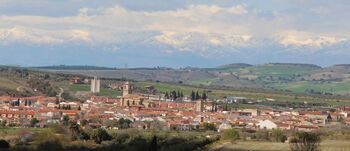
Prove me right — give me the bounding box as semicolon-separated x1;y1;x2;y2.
37;63;350;96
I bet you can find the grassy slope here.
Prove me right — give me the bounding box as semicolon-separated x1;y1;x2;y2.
69;84;122;98
272;81;350;94
194;64;350;95
244;64;318;75
134;81;350;106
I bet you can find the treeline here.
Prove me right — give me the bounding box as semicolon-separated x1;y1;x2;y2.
190;90;208;101
163;90;208;101
27;76;57;97
34;65;115;70
164;90;184;100
1;126;217;151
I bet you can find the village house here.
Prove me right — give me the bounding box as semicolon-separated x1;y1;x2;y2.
257;119;277;130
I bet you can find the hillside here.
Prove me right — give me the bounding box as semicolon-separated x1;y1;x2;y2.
39;63;350;96
34;65;115;70
0;66;74;97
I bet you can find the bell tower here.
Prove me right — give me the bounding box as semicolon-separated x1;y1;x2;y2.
123;81;132;97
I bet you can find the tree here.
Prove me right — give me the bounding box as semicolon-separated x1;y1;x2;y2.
289;132;321;151
80;119;88;127
195;91;200;100
92;128;112;144
171;91;177;100
222;129;240;141
203;122;216;131
61;92;72;101
16;99;20;106
0;120;7;127
117;118;132;129
62;115;70;126
30;118;39;127
0;139;10;149
69;122;80;140
165;92;169;99
272;129;287;142
78;130;90;141
223;103;229;111
191;90;195;101
202;92;207;100
77;106;81;111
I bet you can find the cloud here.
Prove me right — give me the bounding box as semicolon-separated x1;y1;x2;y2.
0;2;349;56
0;27;63;44
278;31;347;48
71;29;92;42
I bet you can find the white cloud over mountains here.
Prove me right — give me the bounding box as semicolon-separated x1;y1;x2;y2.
0;2;349;56
278;31;347;50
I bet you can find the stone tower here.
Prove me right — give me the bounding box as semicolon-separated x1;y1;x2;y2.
90;76;100;94
196;100;203;112
123;81;132;97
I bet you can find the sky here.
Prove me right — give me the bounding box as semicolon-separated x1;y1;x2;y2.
0;0;349;68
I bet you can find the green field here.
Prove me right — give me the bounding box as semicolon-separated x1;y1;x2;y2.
272;81;350;95
243;64;318;76
69;84;121;98
134;81;350;106
188;78;221;86
211;140;350;151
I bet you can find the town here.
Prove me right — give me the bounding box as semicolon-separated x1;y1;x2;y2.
1;76;349;134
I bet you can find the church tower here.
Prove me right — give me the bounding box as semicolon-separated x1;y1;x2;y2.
123;81;132;97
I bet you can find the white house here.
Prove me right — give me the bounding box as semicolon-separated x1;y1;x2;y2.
218;123;232;132
257;120;277;130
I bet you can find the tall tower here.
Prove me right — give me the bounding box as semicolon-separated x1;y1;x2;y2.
122;81;132;97
91;76;100;94
196;100;203;112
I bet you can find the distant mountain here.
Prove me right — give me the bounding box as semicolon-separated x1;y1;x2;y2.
217;63;252;69
264;63;322;69
34;65;115;70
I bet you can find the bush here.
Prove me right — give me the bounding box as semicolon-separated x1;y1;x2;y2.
272;129;287;142
222;129;240;141
203;122;216;131
0;139;10;149
91;128;112;144
289;132;321;151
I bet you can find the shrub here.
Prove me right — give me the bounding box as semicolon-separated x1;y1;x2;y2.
91;128;112;144
272;129;287;142
289;132;321;151
222;129;240;141
203;122;216;131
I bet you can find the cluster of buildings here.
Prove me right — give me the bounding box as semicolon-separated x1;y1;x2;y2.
0;79;350;133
